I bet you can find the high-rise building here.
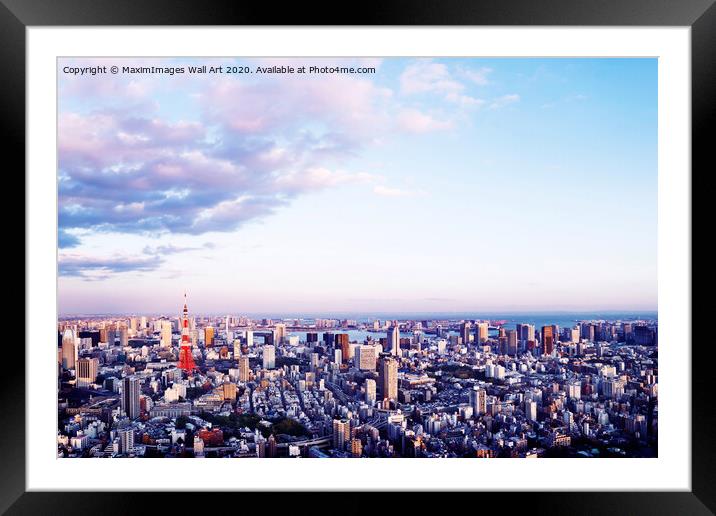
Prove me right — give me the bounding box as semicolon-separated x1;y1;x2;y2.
76;357;99;388
267;434;277;458
506;329;518;355
118;426;134;455
121;376;141;419
470;386;486;416
460;321;472;344
542;325;555;356
365;378;377;405
263;345;275;369
160;320;173;348
61;328;77;370
379;355;398;402
106;327;116;346
204;326;215;347
517;323;535;342
332;419;350;451
119;326;128;347
273;323;287;344
476;322;489;343
356;345;377;371
310;352;321;372
350;438;363;458
335;333;350;362
238;355;250;382
387;324;400;356
525;400;538;421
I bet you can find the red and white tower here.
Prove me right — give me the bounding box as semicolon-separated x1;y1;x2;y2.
178;292;196;372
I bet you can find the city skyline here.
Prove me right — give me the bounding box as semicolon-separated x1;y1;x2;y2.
58;293;658;459
58;57;657;314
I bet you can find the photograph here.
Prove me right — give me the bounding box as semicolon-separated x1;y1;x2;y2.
56;56;658;460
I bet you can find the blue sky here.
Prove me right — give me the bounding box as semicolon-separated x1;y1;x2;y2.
57;57;657;314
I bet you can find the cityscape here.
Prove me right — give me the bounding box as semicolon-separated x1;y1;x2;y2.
57;57;657;460
57;298;658;458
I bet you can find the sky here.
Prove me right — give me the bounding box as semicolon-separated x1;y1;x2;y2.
57;57;657;315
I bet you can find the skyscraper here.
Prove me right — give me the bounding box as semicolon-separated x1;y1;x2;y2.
121;376;140;419
517;323;535;342
204;326;215;347
542;325;555;355
332;419;350;451
119;326;128;347
506;329;518;356
263;345;275;369
525;399;538;421
356;345;377;371
61;328;77;370
160;320;173;348
460;321;472;344
118;426;134;455
335;333;350;362
379;355;398;402
274;323;287;344
387;324;400;356
365;378;377;405
476;322;489;344
470;386;486;416
238;355;250;382
76;357;99;388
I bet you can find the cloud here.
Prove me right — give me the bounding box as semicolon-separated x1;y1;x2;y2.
373;185;427;198
401;60;485;108
445;92;485;108
58;229;81;248
142;242;215;255
58;60;397;249
59;253;164;279
397;109;453;133
489;94;520;109
400;60;463;96
460;67;493;86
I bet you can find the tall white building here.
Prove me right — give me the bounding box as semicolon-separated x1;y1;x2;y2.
470;386;487;416
263;345;275;369
160;320;173;348
525;400;538;421
387;324;400;356
61;328;77;370
365;378;376;405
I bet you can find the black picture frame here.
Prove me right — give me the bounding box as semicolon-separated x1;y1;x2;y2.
3;0;710;514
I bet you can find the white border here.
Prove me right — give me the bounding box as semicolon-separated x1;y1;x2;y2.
27;27;690;491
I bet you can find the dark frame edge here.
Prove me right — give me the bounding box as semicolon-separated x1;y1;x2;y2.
0;1;26;515
3;0;713;514
691;1;716;513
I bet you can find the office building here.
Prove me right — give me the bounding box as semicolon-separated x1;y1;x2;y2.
379;355;398;401
263;345;275;369
121;376;141;419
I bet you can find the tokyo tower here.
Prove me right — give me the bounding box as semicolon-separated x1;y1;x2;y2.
178;292;196;372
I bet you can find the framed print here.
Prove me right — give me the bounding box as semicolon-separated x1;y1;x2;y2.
5;0;712;513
